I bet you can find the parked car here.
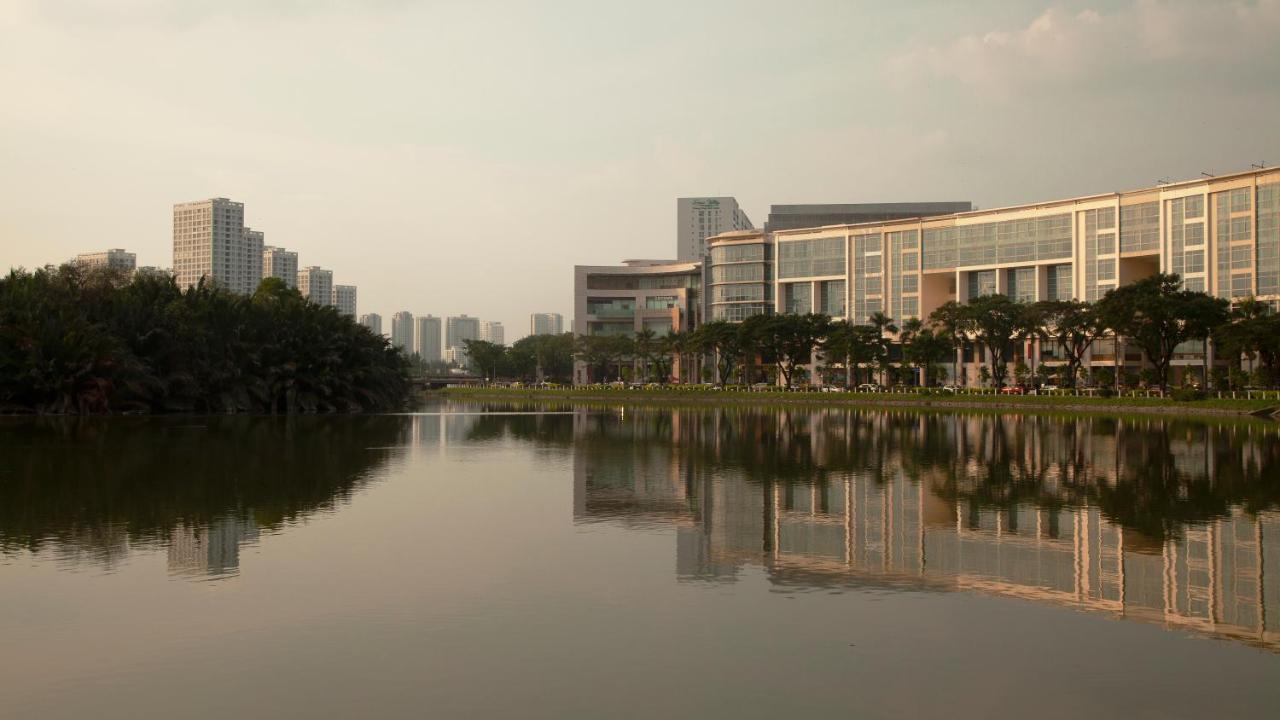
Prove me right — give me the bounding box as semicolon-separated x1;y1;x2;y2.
856;383;882;393
940;384;962;393
1038;384;1060;392
1000;386;1025;395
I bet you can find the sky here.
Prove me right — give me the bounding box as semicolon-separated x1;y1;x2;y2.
2;0;1279;340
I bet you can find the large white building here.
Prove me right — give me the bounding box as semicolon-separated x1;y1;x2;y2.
332;285;357;318
75;248;136;272
360;312;383;336
414;315;442;361
446;315;480;349
172;198;264;295
297;266;333;306
391;311;414;352
529;313;564;336
677;197;753;261
262;246;298;289
480;321;505;345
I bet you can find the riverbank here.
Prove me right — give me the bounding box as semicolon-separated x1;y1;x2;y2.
437;386;1280;419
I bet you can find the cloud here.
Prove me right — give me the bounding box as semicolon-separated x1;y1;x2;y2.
887;0;1280;95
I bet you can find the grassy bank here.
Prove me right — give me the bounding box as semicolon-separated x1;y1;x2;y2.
436;386;1280;418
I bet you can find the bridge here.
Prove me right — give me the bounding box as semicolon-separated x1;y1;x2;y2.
412;374;487;389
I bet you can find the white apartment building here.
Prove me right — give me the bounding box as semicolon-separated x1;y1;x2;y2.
332;285;357;318
677;197;753;262
446;315;480;349
75;248;136;272
360;312;383;336
480;321;505;345
172;198;263;294
262;246;298;289
297;266;333;306
414;315;442;361
391;311;414;352
529;313;564;336
242;228;264;293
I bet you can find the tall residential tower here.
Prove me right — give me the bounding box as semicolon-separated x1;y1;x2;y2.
677;197;753;261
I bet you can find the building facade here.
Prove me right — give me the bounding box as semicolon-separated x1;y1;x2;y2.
677;197;753;261
332;285;357;318
391;311;414;352
573;259;702;384
415;315;442;362
75;248;137;272
530;313;564;336
706;230;773;322
297;266;333;306
172;198;263;295
446;315;480;351
262;246;298;289
360;312;383;336
480;321;505;346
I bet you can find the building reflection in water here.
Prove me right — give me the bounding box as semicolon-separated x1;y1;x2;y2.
571;408;1280;652
168;515;261;578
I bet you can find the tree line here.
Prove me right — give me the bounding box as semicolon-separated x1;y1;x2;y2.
573;273;1280;392
0;265;410;414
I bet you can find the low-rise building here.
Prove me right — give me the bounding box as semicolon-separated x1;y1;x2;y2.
75;248;137;272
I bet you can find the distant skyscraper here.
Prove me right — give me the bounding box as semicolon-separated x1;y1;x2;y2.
297;266;333;306
529;313;564;336
446;315;480;350
75;248;136;272
360;312;383;336
414;315;442;362
262;246;298;289
677;197;753;261
391;311;414;352
332;285;357;318
242;228;264;293
172;198;262;294
480;321;505;345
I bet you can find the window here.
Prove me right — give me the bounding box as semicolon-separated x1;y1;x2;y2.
778;236;846;278
1097;233;1116;255
1231;245;1252;270
784;283;812;314
819;280;846;317
967;270;997;298
1046;264;1073;301
1097;259;1116;280
1184;251;1204;274
1006;267;1036;303
1232;274;1254;297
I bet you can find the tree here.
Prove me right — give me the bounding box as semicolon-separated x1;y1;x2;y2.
867;311;898;386
575;334;633;383
821;321;858;389
1034;300;1106;388
632;328;657;382
1096;274;1229;393
751;314;831;389
904;328;953;387
929;301;970;385
0;266;409;414
692;320;746;385
1214;298;1280;388
963;294;1032;390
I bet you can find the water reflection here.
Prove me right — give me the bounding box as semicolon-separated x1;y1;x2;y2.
0;415;409;579
566;407;1280;652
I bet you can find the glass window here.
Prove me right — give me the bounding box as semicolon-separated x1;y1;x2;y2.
1097;259;1116;280
1232;274;1254;297
644;295;678;309
1097;233;1115;255
783;283;812;314
777;236;846;278
1120;201;1160;253
1230;187;1252;213
712;285;764;303
1185;194;1204;218
710;244;764;264
1046;264;1073;301
1184;251;1204;274
1006;267;1036;303
710;264;764;283
967;270;997;298
819;280;846;317
1231;245;1252;270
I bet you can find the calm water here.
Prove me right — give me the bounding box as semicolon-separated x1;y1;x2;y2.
2;402;1279;719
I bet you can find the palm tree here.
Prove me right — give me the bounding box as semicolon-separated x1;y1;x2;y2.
867;311;898;386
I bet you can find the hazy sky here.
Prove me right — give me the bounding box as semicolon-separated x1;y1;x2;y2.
2;0;1279;339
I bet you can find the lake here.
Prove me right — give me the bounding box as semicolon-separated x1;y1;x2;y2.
2;401;1278;719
